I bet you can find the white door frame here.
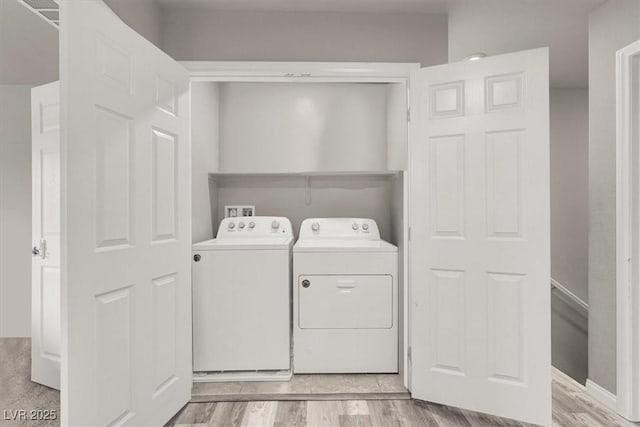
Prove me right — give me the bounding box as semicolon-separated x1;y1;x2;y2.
180;61;416;387
616;39;640;422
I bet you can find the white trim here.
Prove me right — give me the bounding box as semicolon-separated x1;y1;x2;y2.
586;379;618;412
181;61;419;83
550;278;589;313
616;39;640;422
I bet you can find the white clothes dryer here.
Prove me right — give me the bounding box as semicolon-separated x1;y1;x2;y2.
293;218;398;373
192;216;293;373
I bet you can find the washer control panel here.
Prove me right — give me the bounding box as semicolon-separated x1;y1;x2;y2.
217;216;292;238
299;218;381;240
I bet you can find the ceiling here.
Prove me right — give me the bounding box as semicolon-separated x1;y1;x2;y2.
0;0;58;85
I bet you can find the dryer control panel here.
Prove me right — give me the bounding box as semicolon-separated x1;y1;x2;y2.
298;218;381;240
217;216;293;238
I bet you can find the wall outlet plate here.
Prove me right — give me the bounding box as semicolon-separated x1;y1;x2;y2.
224;205;255;217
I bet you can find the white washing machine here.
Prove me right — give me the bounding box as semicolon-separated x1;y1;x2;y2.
192;216;293;373
293;218;398;373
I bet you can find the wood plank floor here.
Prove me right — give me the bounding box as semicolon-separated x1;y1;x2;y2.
168;369;639;427
2;339;637;426
191;374;410;402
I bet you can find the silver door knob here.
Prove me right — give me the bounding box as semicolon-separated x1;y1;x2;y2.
302;279;311;288
32;246;40;256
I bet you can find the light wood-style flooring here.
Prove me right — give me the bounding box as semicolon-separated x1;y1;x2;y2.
1;339;638;426
191;374;409;402
169;369;639;427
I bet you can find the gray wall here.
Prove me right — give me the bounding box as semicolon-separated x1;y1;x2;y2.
550;90;589;383
217;83;388;173
160;8;447;66
191;82;220;243
551;90;589;303
104;0;164;48
447;0;594;88
588;0;640;394
212;175;394;242
0;85;32;337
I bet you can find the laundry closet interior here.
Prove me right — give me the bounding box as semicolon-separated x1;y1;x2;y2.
187;63;413;397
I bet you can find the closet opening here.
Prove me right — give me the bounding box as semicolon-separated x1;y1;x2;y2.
188;75;412;401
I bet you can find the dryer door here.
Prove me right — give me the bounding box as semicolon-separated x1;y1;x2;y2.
298;275;393;329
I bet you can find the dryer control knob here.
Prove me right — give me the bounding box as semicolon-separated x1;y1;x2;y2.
271;220;280;230
362;223;369;231
311;222;320;232
238;222;246;229
248;222;255;229
352;223;359;231
228;222;236;229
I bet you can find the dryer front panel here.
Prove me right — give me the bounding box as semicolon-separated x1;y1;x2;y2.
298;275;393;329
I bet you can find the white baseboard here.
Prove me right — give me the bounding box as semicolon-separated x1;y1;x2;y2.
586;379;617;412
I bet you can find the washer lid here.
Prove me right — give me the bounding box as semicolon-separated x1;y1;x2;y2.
193;236;293;251
294;238;397;253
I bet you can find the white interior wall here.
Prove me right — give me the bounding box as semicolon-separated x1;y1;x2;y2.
0;0;58;86
588;0;640;395
104;0;164;48
218;83;389;173
550;89;589;384
212;175;394;241
191;82;220;243
160;8;447;66
551;90;589;302
447;0;593;88
0;85;33;337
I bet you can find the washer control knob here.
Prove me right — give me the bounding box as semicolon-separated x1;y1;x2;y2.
362;223;369;231
352;223;359;231
271;220;280;230
311;222;320;232
228;222;236;229
238;222;246;229
248;222;255;229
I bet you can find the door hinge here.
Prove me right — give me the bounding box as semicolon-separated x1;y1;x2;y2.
407;108;411;122
408;346;412;362
408;227;411;241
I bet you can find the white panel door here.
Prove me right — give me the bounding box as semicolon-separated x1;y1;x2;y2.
60;1;191;425
409;48;550;426
31;81;61;391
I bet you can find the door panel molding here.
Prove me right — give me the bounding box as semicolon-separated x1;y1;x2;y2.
409;48;550;426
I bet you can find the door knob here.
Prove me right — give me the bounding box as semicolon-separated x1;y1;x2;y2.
302;279;311;288
32;240;46;259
